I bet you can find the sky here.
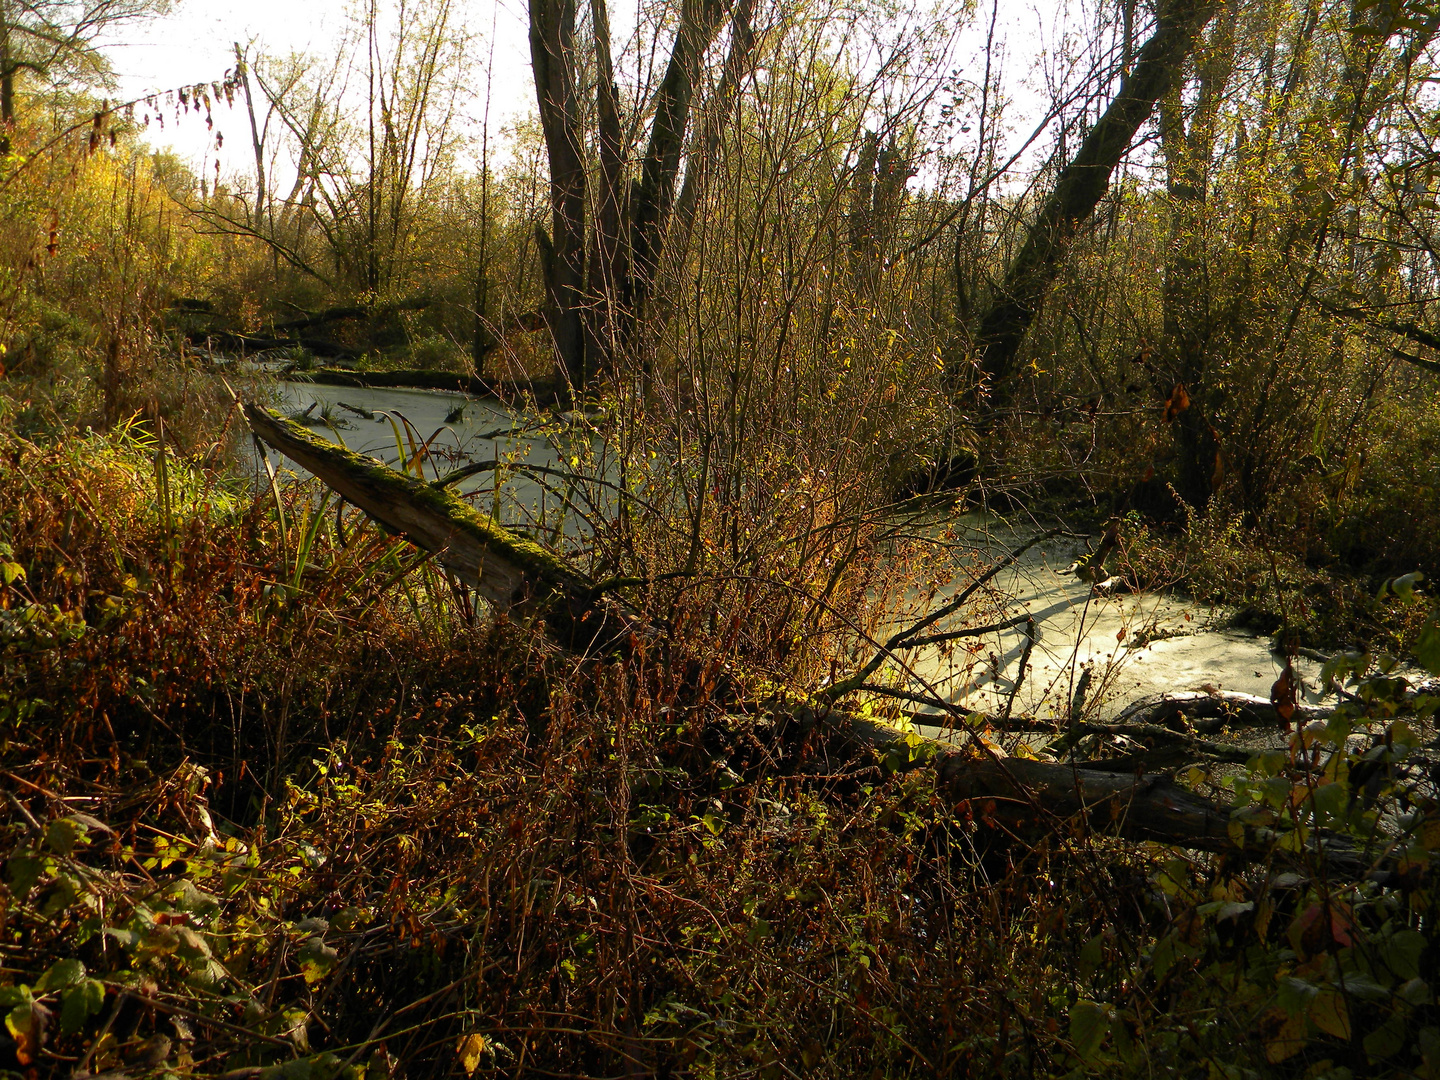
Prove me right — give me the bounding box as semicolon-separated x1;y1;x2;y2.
97;0;1078;185
103;0;537;178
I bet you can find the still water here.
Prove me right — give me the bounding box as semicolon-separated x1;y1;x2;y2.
253;380;1324;724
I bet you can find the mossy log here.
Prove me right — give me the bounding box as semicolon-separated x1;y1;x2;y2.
244;404;623;649
245;403;1382;878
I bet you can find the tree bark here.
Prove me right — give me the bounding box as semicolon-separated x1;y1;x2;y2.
529;0;590;395
628;0;732;318
235;43;268;229
670;0;756;260
527;0;736;394
1;1;14;156
1160;1;1237;509
955;0;1219;400
587;0;628;379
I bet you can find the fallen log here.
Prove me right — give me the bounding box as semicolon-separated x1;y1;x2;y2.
788;706;1384;881
203;330;362;360
244;404;624;649
296;367;566;405
1110;690;1331;732
243;403;1387;879
271;295;435;335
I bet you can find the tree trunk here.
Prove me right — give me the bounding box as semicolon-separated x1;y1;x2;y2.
527;0;735;395
529;0;589;395
235;44;268;229
670;0;757;260
955;0;1219;401
1;1;14;157
586;0;628;381
1160;1;1237;509
627;0;732;321
472;160;493;378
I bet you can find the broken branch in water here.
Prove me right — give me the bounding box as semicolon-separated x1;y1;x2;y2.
893;611;1034;650
820;527;1070;701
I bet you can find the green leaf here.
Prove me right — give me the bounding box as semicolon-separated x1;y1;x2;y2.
1419;1026;1440;1067
1278;976;1320;1015
1417;615;1440;677
1;561;25;585
163;879;221;917
34;958;86;993
185;958;228;992
58;980;105;1037
1364;1011;1407;1061
1152;933;1178;980
1391;572;1424;604
297;936;338;984
103;927;139;951
1078;935;1104;981
43;818;85;856
38;873;82;917
174;927;212;962
6;854;46;897
1069;999;1110;1061
1381;929;1428;981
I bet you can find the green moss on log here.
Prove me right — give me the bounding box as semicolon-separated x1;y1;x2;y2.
245;404;589;594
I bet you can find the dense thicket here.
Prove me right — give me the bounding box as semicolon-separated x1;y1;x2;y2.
2;0;1440;1076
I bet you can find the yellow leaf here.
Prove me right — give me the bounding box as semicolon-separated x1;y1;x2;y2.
1310;990;1351;1041
457;1032;488;1076
1265;1011;1307;1063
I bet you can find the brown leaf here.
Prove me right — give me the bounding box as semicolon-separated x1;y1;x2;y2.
1163;383;1191;423
1270;663;1297;727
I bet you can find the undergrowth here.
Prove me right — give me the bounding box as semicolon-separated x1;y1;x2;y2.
0;422;1437;1079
